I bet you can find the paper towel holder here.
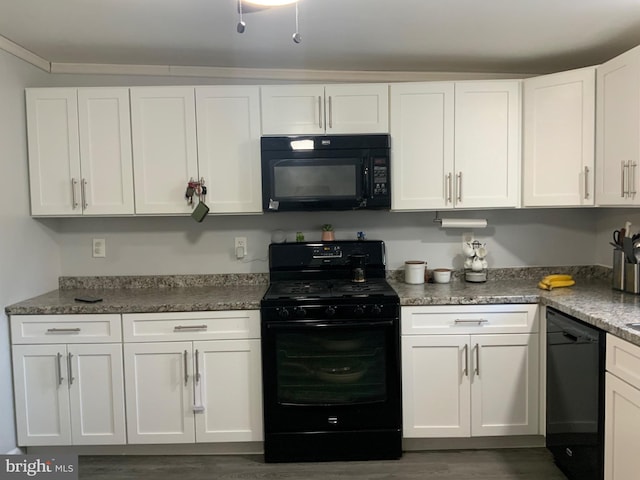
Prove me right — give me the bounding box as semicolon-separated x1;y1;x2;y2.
433;211;488;229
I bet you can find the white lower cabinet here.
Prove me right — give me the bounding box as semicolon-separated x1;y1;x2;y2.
401;305;539;438
10;314;126;447
122;311;263;444
12;343;126;446
605;334;640;480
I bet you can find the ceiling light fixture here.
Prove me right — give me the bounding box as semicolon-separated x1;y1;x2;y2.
244;0;299;5
236;0;303;44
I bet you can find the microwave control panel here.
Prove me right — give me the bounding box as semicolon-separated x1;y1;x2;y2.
372;158;389;197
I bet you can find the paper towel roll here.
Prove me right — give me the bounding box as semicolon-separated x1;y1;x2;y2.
439;218;488;229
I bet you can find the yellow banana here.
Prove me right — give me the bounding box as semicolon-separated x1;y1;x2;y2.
541;274;573;283
538;279;575;290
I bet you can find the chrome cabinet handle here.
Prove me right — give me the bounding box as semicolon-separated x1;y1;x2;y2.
457;172;462;202
622;161;627;197
183;350;189;386
57;352;64;386
67;353;74;386
474;344;480;376
328;96;333;129
195;349;200;384
318;96;322;129
584;166;590;200
454;319;488;325
174;325;208;331
47;328;81;333
446;173;453;203
71;178;79;209
463;344;468;377
81;179;88;209
631;162;637;196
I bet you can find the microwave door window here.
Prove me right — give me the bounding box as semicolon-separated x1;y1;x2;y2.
273;161;360;200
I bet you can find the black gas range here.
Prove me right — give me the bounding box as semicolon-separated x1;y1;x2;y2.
260;240;402;463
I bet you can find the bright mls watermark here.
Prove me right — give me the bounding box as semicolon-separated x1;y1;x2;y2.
0;455;77;480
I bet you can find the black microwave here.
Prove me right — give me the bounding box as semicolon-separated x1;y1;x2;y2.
261;134;391;212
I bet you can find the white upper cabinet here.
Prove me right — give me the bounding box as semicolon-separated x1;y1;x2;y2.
261;83;389;135
523;67;596;207
596;45;640;206
195;86;262;214
390;82;455;210
26;88;134;216
130;87;199;215
454;81;521;209
390;80;521;210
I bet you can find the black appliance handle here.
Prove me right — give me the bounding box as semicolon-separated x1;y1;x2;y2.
562;331;579;342
266;319;394;329
362;157;370;199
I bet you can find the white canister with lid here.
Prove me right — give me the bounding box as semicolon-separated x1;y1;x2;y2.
404;260;426;284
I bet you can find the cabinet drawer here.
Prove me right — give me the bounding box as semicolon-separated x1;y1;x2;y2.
122;311;260;342
11;314;122;344
607;334;640;389
401;304;538;335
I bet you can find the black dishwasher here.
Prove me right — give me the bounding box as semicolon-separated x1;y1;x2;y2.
546;307;605;480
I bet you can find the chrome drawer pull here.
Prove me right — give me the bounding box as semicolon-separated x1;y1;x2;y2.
57;352;64;386
454;319;489;325
463;344;469;377
183;350;189;386
68;353;75;386
474;344;480;376
47;328;81;333
174;325;208;331
584;166;590;200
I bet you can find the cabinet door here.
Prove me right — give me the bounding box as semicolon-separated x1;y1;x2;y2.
390;82;454;210
194;339;263;442
523;68;596;206
195;86;262;213
261;85;325;135
124;342;195;443
131;87;199;214
605;372;640;480
68;344;126;445
26;88;81;216
12;345;72;446
78;88;134;215
454;81;521;208
325;84;389;134
402;335;470;438
470;334;539;436
596;46;640;206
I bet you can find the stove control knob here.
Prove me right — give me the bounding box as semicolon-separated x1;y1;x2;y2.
293;307;307;318
371;304;382;315
354;305;365;316
277;307;290;319
325;306;337;317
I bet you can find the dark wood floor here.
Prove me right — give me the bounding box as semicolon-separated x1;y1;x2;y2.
79;449;568;479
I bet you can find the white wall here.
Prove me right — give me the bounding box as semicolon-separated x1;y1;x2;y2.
53;208;599;276
0;50;63;453
595;208;640;266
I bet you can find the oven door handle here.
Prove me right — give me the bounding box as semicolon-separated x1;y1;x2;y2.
266;319;395;329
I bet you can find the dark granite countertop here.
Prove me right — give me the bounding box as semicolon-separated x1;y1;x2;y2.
391;278;640;347
6;271;640;348
5;284;268;315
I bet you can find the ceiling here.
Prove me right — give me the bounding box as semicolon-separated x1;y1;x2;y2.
2;0;640;75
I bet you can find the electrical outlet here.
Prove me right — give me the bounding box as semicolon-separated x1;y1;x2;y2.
235;237;247;259
92;238;106;258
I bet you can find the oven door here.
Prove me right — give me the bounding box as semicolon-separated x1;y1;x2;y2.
261;318;401;433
